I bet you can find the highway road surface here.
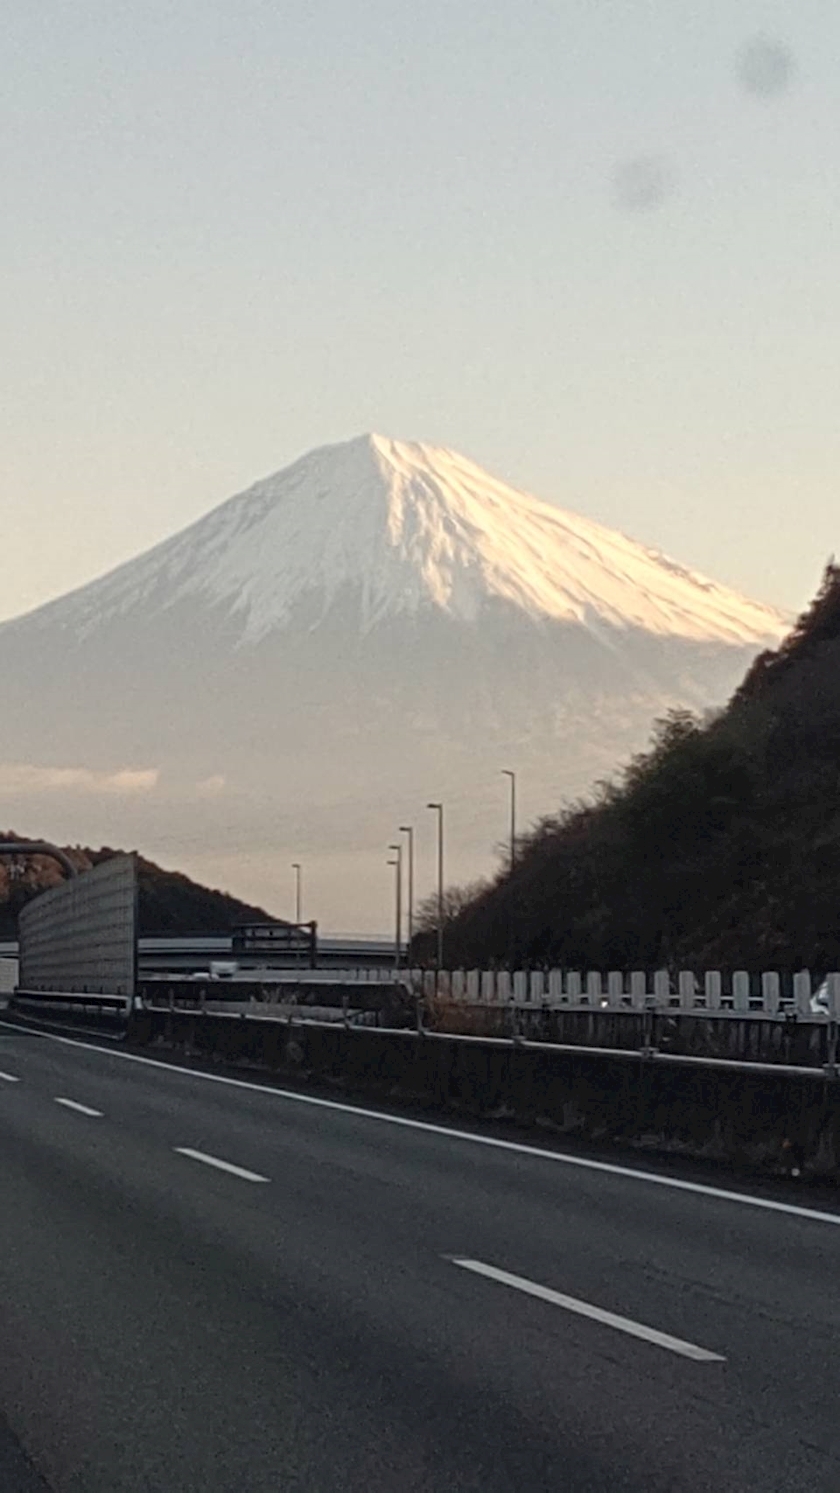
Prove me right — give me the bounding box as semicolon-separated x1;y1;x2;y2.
2;1021;840;1492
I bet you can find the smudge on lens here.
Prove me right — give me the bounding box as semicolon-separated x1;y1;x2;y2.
737;36;796;99
611;155;676;214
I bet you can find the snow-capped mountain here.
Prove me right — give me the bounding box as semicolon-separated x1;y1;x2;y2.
0;435;787;929
16;433;781;646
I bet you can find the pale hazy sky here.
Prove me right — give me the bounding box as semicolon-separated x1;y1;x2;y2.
3;0;837;623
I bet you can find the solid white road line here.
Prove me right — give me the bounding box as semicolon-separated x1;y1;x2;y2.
4;1020;840;1230
450;1258;726;1363
54;1097;103;1117
0;1071;20;1082
174;1147;270;1183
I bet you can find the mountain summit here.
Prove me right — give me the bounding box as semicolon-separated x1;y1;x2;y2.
20;434;784;650
0;436;788;928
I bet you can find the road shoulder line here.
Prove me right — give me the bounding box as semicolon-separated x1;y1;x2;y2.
3;1020;840;1229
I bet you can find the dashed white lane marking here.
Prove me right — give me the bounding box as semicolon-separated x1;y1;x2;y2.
0;1071;20;1082
174;1147;270;1183
450;1258;726;1363
54;1097;103;1117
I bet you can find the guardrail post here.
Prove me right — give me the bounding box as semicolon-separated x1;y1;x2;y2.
793;970;812;1017
630;972;647;1009
607;971;623;1007
705;971;722;1011
762;971;781;1016
653;970;670;1005
678;971;697;1009
732;971;750;1014
547;969;562;1005
824;975;840;1075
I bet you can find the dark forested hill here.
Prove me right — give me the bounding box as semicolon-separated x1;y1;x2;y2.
0;835;280;936
433;564;840;973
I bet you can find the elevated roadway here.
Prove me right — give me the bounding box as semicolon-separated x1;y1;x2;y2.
0;934;397;976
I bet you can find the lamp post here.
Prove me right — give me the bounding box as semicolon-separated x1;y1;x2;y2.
291;862;302;924
399;825;414;962
426;802;444;971
387;846;402;970
502;769;516;875
388;843;403;964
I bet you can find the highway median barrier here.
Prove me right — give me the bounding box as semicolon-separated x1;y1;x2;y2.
124;1005;840;1182
8;986;839;1180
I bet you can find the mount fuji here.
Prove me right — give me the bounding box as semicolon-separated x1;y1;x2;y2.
0;435;787;929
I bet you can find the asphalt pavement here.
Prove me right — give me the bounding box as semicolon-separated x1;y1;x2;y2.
2;1020;840;1491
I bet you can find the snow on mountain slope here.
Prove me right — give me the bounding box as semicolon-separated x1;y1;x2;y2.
10;434;786;648
0;434;793;928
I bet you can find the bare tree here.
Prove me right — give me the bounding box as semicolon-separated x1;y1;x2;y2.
414;880;490;934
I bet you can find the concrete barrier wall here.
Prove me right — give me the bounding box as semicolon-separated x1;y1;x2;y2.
127;1009;840;1180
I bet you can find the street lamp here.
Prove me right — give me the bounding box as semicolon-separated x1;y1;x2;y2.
387;847;402;970
426;802;444;971
399;825;414;961
502;769;516;875
291;862;302;924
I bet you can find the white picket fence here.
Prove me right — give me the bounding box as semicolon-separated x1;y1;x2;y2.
316;967;840;1018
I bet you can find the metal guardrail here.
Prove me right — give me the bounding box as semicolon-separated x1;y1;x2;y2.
125;1006;839;1078
9;986;839;1072
12;989;131;1014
